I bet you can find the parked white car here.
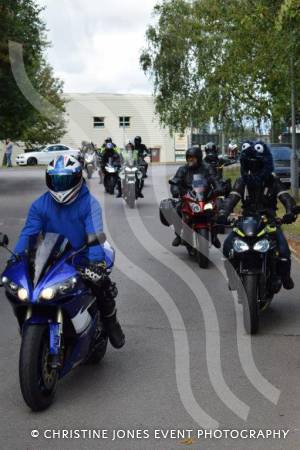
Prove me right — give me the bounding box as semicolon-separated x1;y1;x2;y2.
15;144;80;166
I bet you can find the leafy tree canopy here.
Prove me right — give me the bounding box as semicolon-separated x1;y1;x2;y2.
0;0;66;145
141;0;300;133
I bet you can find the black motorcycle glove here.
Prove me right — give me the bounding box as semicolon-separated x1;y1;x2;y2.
282;212;296;224
77;261;107;285
217;214;228;226
214;188;223;197
6;253;22;266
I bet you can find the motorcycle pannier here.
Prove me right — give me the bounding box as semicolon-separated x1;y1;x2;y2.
159;198;177;227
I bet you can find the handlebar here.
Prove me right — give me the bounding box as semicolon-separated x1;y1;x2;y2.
222;205;300;228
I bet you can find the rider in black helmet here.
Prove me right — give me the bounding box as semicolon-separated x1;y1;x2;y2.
134;136;149;178
169;146;223;248
102;137;116;150
204;142;227;180
220;140;297;290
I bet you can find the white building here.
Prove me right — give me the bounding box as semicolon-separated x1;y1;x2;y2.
62;93;182;163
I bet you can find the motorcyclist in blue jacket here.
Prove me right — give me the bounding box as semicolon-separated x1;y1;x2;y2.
13;155;125;348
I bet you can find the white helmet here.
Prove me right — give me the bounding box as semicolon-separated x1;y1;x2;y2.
46;155;83;204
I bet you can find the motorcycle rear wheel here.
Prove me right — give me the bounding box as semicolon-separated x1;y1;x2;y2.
19;325;58;411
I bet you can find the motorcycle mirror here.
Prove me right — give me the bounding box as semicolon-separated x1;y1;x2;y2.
0;233;9;247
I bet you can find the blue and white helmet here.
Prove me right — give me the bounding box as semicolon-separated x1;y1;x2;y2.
46;155;83;204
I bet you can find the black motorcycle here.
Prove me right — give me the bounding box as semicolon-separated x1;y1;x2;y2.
103;158;120;195
225;207;300;334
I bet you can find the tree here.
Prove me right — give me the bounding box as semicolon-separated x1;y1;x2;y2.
21;64;66;148
141;0;300;136
276;0;300;198
0;0;66;144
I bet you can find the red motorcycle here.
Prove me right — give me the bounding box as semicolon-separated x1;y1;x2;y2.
180;177;218;268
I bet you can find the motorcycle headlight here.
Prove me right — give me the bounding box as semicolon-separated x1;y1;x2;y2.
40;287;56;301
204;203;213;211
233;239;249;253
253;239;270;253
17;288;28;302
2;277;28;301
191;203;201;213
40;277;77;301
59;277;77;293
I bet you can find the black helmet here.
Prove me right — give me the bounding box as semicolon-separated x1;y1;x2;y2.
186;146;203;168
105;137;112;144
205;142;218;155
134;136;142;146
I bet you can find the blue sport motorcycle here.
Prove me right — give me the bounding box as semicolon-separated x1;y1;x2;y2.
0;232;115;411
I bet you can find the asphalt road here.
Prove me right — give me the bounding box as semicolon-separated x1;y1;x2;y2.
0;166;300;450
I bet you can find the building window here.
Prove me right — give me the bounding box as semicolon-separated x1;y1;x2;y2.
93;117;105;128
119;116;131;128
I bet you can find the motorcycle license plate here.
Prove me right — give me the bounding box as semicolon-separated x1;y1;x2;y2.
280;177;290;182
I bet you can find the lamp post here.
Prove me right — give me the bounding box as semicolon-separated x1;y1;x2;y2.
290;55;299;201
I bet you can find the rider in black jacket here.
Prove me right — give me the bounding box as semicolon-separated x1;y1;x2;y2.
204;142;227;180
134;136;149;177
101;143;122;197
170;146;223;248
219;140;297;290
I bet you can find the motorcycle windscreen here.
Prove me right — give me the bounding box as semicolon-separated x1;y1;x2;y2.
84;152;95;162
240;217;261;237
122;150;138;167
30;233;69;286
192;174;209;201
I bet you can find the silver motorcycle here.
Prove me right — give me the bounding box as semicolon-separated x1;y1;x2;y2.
120;151;143;208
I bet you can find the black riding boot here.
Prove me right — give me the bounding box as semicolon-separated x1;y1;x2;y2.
278;258;294;290
103;310;125;349
98;279;125;348
116;179;122;198
172;234;181;247
211;231;221;249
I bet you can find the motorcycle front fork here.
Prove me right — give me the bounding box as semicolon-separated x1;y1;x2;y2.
49;309;63;368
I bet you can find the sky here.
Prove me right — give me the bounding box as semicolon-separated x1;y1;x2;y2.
37;0;157;94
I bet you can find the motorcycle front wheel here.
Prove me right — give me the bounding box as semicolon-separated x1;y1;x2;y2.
86;165;93;179
19;324;58;411
241;274;259;334
106;176;116;194
127;183;136;209
196;228;209;269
